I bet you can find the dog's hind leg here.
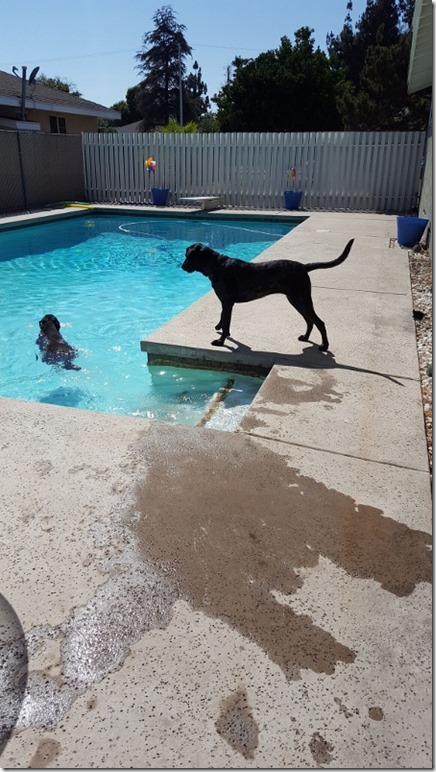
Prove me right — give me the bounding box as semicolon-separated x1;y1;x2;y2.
286;295;329;352
212;301;234;346
215;312;224;331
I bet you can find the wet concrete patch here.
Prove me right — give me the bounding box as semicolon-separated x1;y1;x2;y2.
215;687;259;759
309;731;334;765
60;558;177;690
239;369;344;434
28;737;61;768
15;555;179;733
368;706;384;721
334;696;357;719
239;364;429;470
246;368;343;411
132;424;431;678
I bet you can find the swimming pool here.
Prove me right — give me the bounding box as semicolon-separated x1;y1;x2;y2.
0;214;295;426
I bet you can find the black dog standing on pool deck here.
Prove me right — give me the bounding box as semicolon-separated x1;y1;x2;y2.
181;239;354;351
36;314;81;371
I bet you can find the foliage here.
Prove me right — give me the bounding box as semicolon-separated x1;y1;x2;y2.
98;120;117;133
110;86;142;126
37;74;81;96
327;0;429;130
197;113;220;133
338;36;429;129
328;0;401;88
135;5;192;128
111;0;429;133
183;60;210;123
213;28;342;131
160;118;198;132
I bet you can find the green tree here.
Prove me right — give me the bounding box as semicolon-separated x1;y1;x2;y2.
183;61;210;123
214;28;342;131
327;0;429;129
327;0;400;88
111;86;142;125
197;112;220;133
339;35;429;129
37;73;81;96
135;5;192;128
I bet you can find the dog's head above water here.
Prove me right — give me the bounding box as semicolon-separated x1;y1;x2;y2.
39;314;61;333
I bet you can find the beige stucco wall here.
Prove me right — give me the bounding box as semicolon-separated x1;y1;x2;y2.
0;105;98;133
31;110;98;133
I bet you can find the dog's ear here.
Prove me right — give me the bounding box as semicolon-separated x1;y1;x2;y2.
186;243;201;257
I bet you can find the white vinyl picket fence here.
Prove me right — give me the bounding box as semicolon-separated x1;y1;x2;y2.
82;131;426;213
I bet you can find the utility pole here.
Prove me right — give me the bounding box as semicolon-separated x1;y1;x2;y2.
178;43;183;127
12;65;40;121
20;66;27;120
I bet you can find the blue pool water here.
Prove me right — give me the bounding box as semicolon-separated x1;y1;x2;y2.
0;215;294;426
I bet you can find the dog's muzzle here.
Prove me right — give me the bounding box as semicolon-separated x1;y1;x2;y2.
181;260;194;273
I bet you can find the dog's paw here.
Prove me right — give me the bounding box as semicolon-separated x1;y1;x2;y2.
215;323;222;331
318;344;329;352
298;334;309;342
211;338;225;346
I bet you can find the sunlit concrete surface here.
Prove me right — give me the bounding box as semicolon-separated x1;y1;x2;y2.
0;209;432;768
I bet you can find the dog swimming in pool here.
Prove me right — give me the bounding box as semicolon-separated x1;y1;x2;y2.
36;314;81;371
181;239;354;351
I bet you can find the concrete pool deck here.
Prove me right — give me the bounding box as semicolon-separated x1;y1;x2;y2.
0;208;432;768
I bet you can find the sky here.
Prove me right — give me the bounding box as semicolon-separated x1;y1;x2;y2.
0;0;368;109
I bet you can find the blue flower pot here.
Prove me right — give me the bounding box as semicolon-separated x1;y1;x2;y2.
284;190;303;210
151;188;169;206
396;216;429;247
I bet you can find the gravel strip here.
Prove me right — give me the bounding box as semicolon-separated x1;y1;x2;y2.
408;246;432;476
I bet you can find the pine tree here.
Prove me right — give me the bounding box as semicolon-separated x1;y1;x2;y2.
183;61;210;123
135;5;192;129
327;0;429;129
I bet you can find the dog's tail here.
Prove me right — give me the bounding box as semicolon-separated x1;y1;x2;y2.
305;239;354;272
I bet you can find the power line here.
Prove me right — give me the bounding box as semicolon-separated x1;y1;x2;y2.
0;50;135;67
0;42;265;69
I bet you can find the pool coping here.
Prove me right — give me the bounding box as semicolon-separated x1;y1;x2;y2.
0;204;308;232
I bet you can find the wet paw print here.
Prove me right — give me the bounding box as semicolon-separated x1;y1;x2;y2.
368;706;384;721
309;732;334;766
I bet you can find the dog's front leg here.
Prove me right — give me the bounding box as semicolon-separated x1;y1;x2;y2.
212;301;233;346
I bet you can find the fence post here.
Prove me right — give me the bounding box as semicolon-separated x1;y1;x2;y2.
16;131;29;212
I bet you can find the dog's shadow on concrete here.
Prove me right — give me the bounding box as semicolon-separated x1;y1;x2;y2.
224;338;404;386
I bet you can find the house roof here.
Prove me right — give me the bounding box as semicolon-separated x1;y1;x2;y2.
0;69;120;119
115;120;144;133
408;0;433;94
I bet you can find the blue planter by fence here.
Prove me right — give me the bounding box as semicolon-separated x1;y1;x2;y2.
396;216;429;247
151;187;169;206
283;190;303;210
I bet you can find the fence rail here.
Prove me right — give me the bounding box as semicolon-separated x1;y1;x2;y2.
82;130;426;213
